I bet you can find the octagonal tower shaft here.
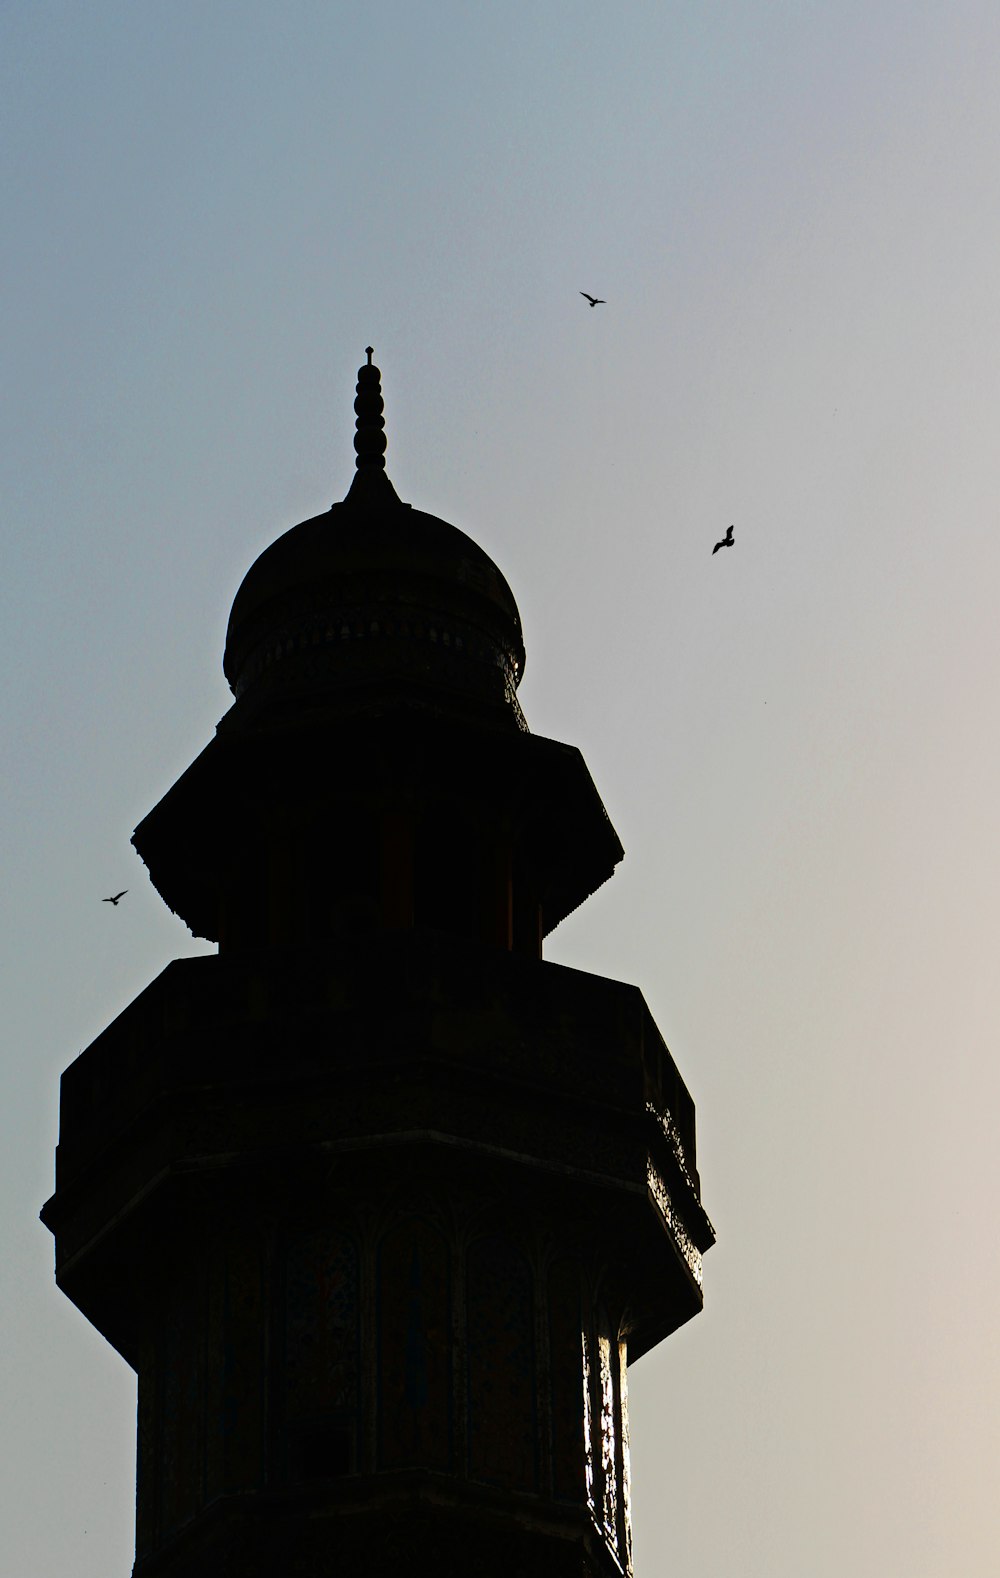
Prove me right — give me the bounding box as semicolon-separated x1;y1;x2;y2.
42;355;713;1578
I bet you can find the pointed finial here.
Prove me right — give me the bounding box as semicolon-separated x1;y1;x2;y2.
343;347;400;504
353;346;387;472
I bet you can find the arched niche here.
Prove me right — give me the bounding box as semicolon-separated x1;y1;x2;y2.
546;1258;587;1504
376;1216;453;1471
282;1227;361;1481
465;1234;538;1492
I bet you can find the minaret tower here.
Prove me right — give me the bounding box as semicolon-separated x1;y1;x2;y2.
42;353;713;1577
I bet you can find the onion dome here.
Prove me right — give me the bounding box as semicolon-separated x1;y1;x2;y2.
223;350;526;731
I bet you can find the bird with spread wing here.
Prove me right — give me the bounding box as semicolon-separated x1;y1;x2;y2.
712;525;735;555
102;890;128;906
580;292;606;307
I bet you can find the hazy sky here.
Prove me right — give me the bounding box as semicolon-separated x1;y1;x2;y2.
4;4;1000;1574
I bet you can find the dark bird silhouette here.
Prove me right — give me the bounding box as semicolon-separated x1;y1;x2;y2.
580;292;606;307
712;525;735;555
102;890;128;906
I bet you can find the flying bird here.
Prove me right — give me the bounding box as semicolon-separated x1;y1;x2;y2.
580;292;606;307
712;525;735;555
102;890;128;906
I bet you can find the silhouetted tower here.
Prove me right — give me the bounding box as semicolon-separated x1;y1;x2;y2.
42;352;713;1577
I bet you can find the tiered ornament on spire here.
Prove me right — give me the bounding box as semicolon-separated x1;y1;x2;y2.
355;347;386;469
345;346;399;503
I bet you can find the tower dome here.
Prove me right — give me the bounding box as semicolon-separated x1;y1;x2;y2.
223;350;526;730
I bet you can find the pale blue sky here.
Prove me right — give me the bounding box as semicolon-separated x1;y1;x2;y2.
4;4;1000;1574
